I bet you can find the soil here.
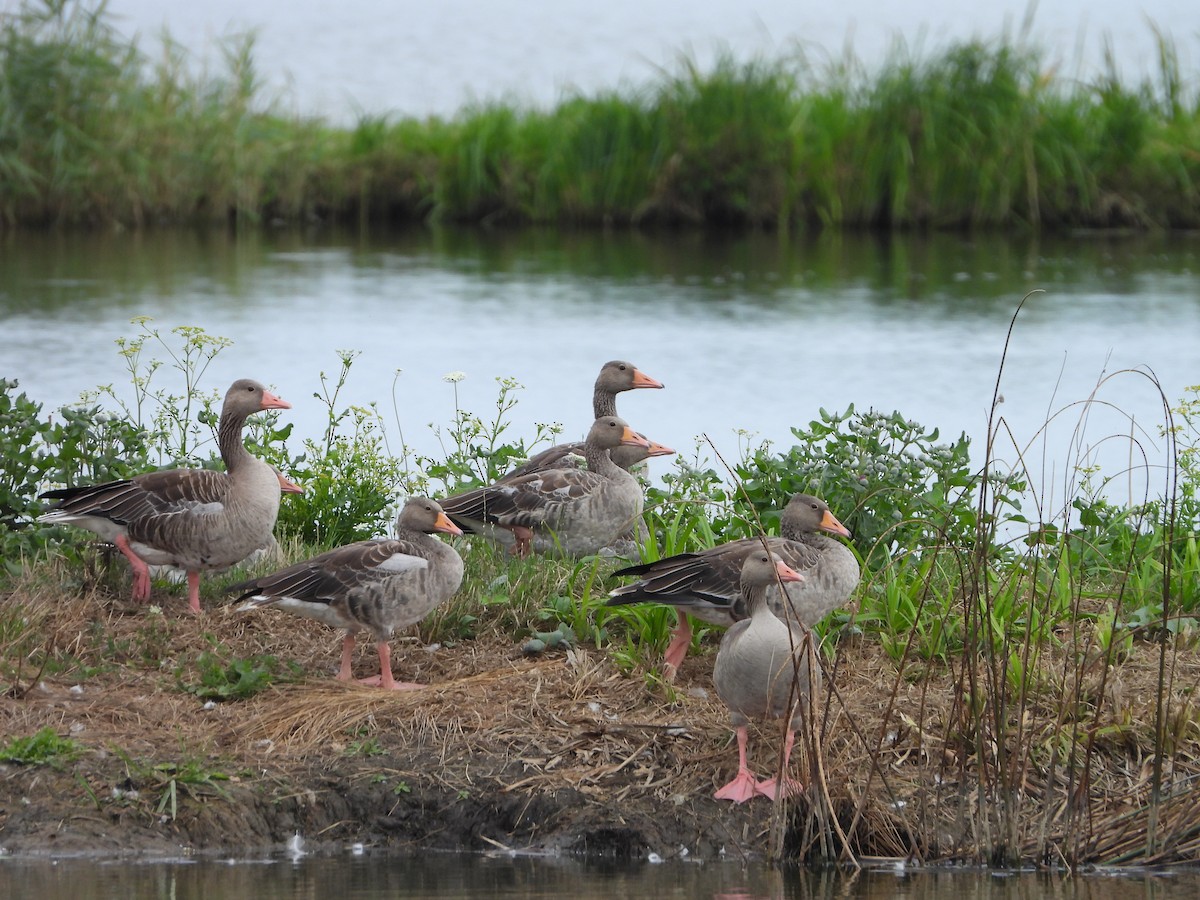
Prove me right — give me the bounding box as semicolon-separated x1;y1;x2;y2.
2;577;1199;866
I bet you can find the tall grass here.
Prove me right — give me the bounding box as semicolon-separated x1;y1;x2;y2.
774;299;1200;867
1;0;1197;230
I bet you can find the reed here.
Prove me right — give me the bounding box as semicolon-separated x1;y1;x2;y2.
2;1;1197;230
774;298;1200;866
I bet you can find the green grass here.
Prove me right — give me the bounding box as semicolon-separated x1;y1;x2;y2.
1;1;1197;230
0;726;84;766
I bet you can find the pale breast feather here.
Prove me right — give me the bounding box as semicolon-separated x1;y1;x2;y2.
376;552;430;574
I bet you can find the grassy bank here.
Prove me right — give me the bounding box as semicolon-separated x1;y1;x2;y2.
1;0;1198;230
2;318;1200;865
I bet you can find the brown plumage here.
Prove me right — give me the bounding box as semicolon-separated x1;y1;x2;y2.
38;379;293;614
712;549;819;803
232;498;464;691
607;493;859;678
440;416;652;557
501;360;663;481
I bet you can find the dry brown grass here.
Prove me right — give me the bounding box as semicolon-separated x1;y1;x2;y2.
4;560;1200;866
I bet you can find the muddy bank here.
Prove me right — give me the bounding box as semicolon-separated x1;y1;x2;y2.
0;732;762;861
0;593;780;861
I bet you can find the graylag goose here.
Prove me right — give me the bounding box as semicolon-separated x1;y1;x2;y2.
440;416;652;557
601;437;675;558
38;379;293;614
712;549;818;803
148;469;302;584
607;493;858;679
502;360;663;481
232;497;464;691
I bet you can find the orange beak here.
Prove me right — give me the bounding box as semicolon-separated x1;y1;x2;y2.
775;560;805;584
631;368;664;390
434;511;464;536
820;509;851;538
261;389;292;410
276;472;304;494
620;426;652;449
645;440;675;458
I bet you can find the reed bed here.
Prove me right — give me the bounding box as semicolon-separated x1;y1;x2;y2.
1;0;1197;229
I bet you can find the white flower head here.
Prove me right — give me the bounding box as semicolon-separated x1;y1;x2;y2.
442;371;467;384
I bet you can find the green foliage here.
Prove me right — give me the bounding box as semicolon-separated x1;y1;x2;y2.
90;317;231;466
0;0;302;225
1166;385;1200;535
649;54;799;226
344;727;386;757
38;402;152;486
176;643;295;701
267;351;403;546
146;757;231;821
0;2;1197;228
0;726;84;766
414;373;558;496
641;445;731;559
0;379;54;537
857;554;962;663
735;405;997;568
0;378;150;561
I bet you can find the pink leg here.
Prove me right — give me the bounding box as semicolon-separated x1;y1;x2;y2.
115;534;152;602
715;726;761;803
358;641;423;691
661;613;693;681
756;730;804;799
507;525;533;558
185;570;202;615
336;634;356;681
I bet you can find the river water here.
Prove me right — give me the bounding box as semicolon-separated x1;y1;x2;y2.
3;852;1200;899
2;227;1196;511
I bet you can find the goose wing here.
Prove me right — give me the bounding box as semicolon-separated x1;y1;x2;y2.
232;539;430;607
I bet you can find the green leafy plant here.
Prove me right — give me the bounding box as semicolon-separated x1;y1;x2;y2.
415;373;559;496
176;645;294;701
0;727;84;766
150;758;232;821
641;445;731;559
0;378;53;533
262;350;403;546
734;405;1012;568
89;318;232;466
345;727;386;757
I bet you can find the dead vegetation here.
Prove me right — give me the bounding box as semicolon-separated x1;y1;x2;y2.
3;561;1200;868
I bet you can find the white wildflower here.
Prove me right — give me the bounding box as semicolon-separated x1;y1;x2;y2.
442;371;467;384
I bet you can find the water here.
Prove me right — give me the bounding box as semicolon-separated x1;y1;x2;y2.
100;0;1199;123
3;853;1200;900
1;227;1196;510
